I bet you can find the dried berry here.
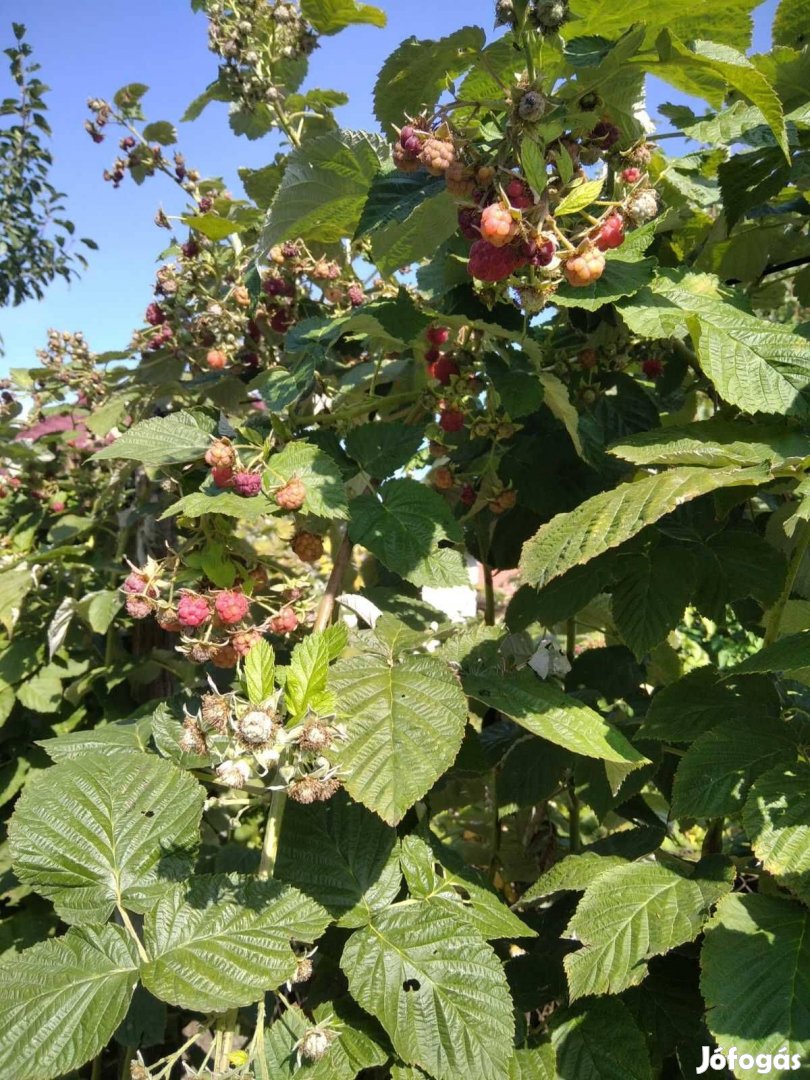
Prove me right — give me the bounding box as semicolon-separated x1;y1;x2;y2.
292;531;324;563
275;477;307;511
289;776;341;804
299;721;333;752
201;692;231;732
126;596;152;619
210;644;238;668
236;709;276;747
215;759;252;789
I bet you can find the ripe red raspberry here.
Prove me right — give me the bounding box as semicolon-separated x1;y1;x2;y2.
596;215;625;251
232;628;262;657
428;355;460;386
578;348;599;370
292;531;324;563
439;407;465;433
347;285;364;307
432;466;455;491
480;203;518;248
458;207;482;241
621;167;642;184
460;484;476;506
145;302;166;326
214;590;250;625
506;178;533;210
419;137;455;176
275;477;306;511
177;594;211;629
271;607;298;634
232;471;263;497
427;326;451;347
206;349;227;370
642;358;664;379
468;239;526;282
212;465;235;489
564;249;606;287
204;439;236;469
425;347;441;364
126;596;153;619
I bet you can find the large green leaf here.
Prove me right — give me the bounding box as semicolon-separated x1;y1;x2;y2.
267;441;349;520
518;853;629;905
463;668;647;768
702;893;810;1074
609;419;810;469
160;486;278;521
567;0;756;50
275;792;402;926
0;567;33;636
0;925;139;1080
723;630;810;677
300;0;386;33
743;763;810;903
519;465;769;588
400;834;535;940
345;421;424;479
8;752;205;924
655;33;789;158
261;130;387;249
550;997;653;1080
563;860;734;1000
355;168;446;239
611;549;695;658
141;875;330;1013
92;411;217;465
773;0;810;48
638;667;781;742
244;639;275;706
341;902;515;1080
619;270;810;417
373;27;486;135
671;718;798;819
348;478;468;588
370;190;460;276
330;654;468;825
284;625;348;721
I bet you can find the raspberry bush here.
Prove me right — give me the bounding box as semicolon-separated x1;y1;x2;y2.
1;1;810;1078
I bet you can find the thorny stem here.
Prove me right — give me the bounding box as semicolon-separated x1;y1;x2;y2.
258;780;288;881
313;530;354;633
483;564;496;626
568;780;581;853
764;518;810;646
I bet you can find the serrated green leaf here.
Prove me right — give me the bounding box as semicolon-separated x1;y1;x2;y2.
638;667;781;742
701;892;810;1074
773;0;810;48
341;901;515;1080
275;791;401;926
672;718;798;819
509;1045;557;1080
564;860;734;1000
744;763;810;902
567;0;755;50
284;626;348;721
519;853;629;905
261;130;387;250
264;1001;389;1079
142;120;177;145
75;589;123;634
181;212;247;240
0;925;138;1080
16;671;62;714
38;717;153;762
0;567;33;637
355;168;446;239
141;875;330;1013
345;421;424;479
348;478;466;588
245;640;275;705
550;997;653;1080
8;752;205;924
400;834;535;940
520;465;770;588
521;136;548;196
373;27;486;135
723;630;810;677
555;178;605;216
463;669;647;767
301;0;386;33
609;419;810;468
92;411;217;465
239;162;284;208
160;486;278;521
370;189;460;276
619;270;810;417
330;654;468;825
554;252;657;311
267;441;349;519
612;549;695;657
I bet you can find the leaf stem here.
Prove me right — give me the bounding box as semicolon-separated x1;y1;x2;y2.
483;564;495;626
116;904;149;963
258;784;288;881
566;618;576;664
313;530;354;633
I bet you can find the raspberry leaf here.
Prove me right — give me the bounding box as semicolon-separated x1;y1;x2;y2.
140;875;330;1012
8;752;205;924
743;763;810;902
264;1001;389;1078
341;901;515;1080
550;997;653;1080
267;440;349;520
300;0;386;34
0;925;139;1080
92;410;217;465
244;639;276;705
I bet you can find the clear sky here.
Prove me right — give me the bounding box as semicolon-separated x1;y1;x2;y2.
0;0;778;378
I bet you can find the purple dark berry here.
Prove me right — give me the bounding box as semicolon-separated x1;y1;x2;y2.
145;302;166;326
458;207;482;241
591;121;620;149
181;238;200;259
232;471;263;497
399;125;415;147
403;135;422;155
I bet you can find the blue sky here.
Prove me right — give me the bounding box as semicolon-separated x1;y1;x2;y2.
0;0;778;378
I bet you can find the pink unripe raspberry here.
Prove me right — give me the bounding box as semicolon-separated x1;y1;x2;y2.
232;471;263;497
212;465;235;489
348;284;364;307
480;203;518;248
275;477;306;511
123;571;154;596
177;594;211;628
206;349;227;370
204;439;235;469
271;608;298;634
126;596;153;619
214;590;250;625
427;326;450;346
232;628;262;657
51;499;65;512
621;167;642;184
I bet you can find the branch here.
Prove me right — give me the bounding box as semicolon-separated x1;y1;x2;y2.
313;530;353;633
